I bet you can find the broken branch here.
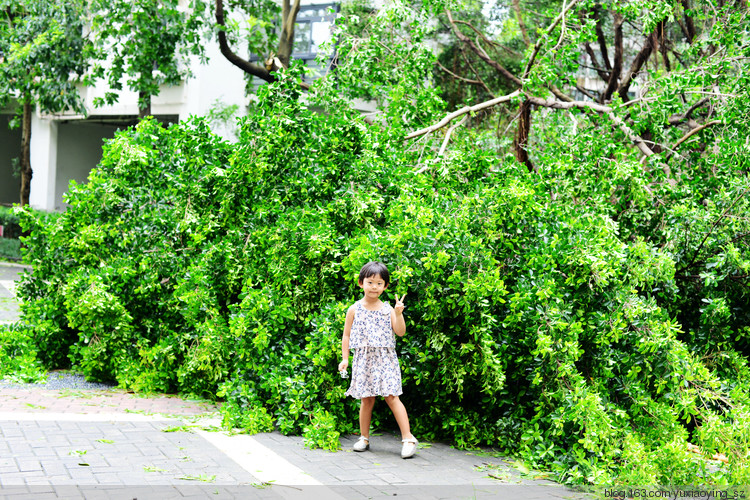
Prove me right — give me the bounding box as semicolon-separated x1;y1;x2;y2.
672;119;721;149
405;90;521;140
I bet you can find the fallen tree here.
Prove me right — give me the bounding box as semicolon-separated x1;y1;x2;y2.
12;0;750;487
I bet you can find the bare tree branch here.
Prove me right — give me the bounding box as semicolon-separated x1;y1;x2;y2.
672;120;721;149
680;0;696;44
593;5;612;71
215;0;309;90
408;90;658;160
524;95;611;113
215;0;273;82
437;60;482;86
279;0;302;67
439;115;469;156
405;90;522;140
584;42;610;81
658;21;672;72
512;0;531;46
668;97;710;125
677;187;748;274
550;85;574;102
618;22;665;102
524;95;656;157
522;0;581;79
514;99;534;171
601;11;623;103
452;19;501;49
606;112;657;158
460;51;496;97
447;10;522;87
575;84;597;100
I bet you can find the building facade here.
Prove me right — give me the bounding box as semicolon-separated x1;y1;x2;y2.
0;2;337;212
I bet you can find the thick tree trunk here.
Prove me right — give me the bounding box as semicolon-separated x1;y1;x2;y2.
20;99;32;206
618;27;660;102
215;0;307;89
514;100;534;172
594;5;612;71
138;90;151;120
680;0;696;43
658;20;671;72
601;12;623;103
278;0;302;68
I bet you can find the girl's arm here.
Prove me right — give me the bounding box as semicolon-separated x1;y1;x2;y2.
338;305;356;371
391;293;406;337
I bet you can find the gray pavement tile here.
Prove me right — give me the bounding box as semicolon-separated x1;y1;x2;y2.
1;426;23;437
14;459;42;472
0;473;29;486
40;462;68;475
1;420;262;490
373;472;408;484
0;263;26;281
9;443;33;455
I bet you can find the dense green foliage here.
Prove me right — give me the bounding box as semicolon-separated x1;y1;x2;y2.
88;0;205;113
10;0;750;489
0;206;51;261
17;69;750;485
0;239;22;262
0;323;45;383
0;0;92;115
0;0;94;205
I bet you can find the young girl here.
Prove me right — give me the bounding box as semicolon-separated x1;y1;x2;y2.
338;261;418;459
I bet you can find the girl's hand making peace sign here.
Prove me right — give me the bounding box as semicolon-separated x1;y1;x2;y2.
394;293;406;315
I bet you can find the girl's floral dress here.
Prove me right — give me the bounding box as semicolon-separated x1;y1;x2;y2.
345;300;402;398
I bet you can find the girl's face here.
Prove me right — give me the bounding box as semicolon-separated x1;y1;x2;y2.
359;273;387;298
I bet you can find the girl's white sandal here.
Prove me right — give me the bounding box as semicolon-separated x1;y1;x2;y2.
401;437;418;459
353;436;369;452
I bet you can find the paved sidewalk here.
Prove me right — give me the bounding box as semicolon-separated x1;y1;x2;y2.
0;262;592;500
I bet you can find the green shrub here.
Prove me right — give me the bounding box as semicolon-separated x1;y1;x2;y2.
14;72;750;486
0;322;46;383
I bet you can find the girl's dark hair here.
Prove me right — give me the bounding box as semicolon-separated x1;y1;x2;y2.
358;261;390;287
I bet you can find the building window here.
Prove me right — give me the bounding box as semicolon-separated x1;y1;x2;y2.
248;2;338;88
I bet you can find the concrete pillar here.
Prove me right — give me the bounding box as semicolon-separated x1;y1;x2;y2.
29;114;58;211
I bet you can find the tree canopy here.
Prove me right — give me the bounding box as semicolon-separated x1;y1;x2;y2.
0;0;93;205
87;0;206;117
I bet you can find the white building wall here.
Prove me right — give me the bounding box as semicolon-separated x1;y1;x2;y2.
28;115;58;211
181;41;249;134
24;39;249;211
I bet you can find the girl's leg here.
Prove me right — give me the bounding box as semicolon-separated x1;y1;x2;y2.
384;395;412;439
359;396;376;438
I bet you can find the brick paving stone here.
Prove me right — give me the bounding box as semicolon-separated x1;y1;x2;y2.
0;419;262;491
373;472;408;484
14;459;42;472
